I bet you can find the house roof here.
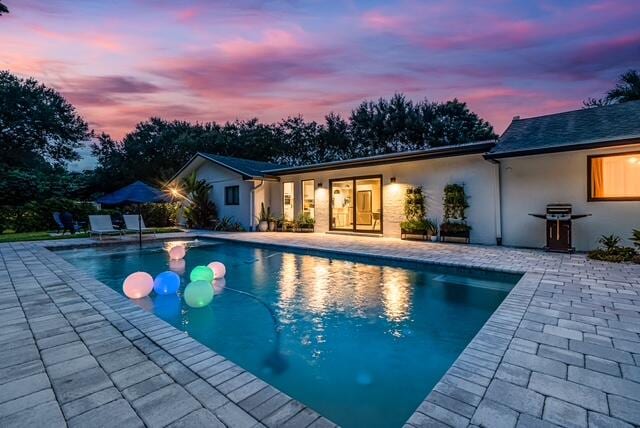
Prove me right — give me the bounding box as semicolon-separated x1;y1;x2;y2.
488;100;640;158
266;141;496;174
198;153;288;179
169;153;287;183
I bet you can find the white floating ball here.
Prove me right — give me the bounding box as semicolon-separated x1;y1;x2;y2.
168;245;186;260
123;272;154;299
207;261;226;279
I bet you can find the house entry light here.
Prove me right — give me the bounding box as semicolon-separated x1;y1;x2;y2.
390;177;397;183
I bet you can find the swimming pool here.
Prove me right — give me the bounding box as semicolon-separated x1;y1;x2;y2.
57;239;520;427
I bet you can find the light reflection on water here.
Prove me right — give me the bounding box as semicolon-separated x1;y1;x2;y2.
57;239;519;428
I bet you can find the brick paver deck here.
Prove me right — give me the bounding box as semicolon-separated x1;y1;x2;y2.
1;232;640;427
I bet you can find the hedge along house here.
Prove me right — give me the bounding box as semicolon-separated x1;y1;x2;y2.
171;100;640;251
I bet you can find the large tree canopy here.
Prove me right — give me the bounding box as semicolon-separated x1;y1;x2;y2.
584;69;640;107
92;94;496;193
0;71;91;205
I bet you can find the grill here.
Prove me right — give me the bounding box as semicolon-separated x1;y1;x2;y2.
529;204;591;253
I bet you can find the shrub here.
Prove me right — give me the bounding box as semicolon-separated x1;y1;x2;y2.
400;218;435;234
182;172;217;229
588;234;637;263
214;216;244;232
122;203;178;227
632;229;640;249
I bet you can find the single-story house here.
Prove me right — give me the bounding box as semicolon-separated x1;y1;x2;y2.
171;100;640;251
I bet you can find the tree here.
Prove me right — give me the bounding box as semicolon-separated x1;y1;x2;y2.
0;1;8;15
0;71;91;205
583;70;640;107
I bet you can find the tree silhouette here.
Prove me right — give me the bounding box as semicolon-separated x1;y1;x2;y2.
0;1;8;15
583;70;640;107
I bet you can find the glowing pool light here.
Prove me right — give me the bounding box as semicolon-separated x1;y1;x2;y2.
212;278;226;295
184;280;214;308
207;261;226;279
123;272;154;299
190;265;214;282
168;244;186;260
153;271;180;295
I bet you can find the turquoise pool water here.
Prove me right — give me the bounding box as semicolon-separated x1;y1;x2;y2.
57;239;520;427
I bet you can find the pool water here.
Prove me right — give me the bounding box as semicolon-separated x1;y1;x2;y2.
57;239;519;428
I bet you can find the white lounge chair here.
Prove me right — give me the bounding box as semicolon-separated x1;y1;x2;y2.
123;215;156;237
89;215;123;240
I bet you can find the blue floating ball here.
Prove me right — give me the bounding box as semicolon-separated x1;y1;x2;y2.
153;271;180;295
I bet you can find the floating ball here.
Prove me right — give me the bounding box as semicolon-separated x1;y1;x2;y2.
168;245;186;260
190;265;214;282
168;259;186;275
153;271;180;295
207;261;226;279
123;272;154;299
184;280;214;308
212;278;226;295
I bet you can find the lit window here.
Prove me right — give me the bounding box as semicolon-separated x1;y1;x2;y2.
589;152;640;200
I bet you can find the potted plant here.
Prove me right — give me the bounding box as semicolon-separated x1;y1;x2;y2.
400;186;435;240
268;213;277;231
295;212;315;232
430;219;439;242
440;183;471;243
255;203;270;232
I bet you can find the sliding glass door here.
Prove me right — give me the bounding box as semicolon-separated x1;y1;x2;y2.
330;176;382;233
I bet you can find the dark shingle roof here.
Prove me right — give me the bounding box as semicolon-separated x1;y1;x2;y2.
198;153;288;178
488;100;640;158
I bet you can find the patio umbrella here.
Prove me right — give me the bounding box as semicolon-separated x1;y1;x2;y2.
96;181;169;247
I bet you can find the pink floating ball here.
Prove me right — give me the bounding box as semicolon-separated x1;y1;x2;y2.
168;245;186;260
123;272;154;299
207;261;226;279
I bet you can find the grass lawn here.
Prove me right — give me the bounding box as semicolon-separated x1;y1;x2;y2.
0;227;183;243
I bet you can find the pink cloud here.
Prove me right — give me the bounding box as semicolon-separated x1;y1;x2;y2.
360;11;405;31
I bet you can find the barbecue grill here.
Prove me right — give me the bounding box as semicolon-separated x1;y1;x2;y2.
529;204;591;253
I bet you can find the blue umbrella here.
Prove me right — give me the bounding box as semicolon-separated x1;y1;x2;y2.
97;181;169;247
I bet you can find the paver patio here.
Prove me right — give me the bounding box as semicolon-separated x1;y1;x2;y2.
1;231;639;427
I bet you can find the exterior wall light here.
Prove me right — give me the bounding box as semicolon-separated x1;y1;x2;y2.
390;177;396;183
317;182;323;188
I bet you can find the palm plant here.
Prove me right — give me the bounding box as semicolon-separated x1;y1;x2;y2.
605;70;640;104
598;234;621;252
631;229;640;249
181;172;217;229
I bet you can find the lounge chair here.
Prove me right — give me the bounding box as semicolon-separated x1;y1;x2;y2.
53;212;84;235
123;215;156;237
89;215;123;240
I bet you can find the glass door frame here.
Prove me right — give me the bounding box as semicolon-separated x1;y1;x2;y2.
329;174;383;234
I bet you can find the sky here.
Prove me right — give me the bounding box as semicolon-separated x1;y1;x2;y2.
2;0;640;141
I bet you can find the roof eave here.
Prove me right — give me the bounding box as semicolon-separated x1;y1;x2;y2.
486;136;640;159
268;141;496;175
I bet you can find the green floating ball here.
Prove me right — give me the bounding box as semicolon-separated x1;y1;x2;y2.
190;265;214;282
184;280;214;308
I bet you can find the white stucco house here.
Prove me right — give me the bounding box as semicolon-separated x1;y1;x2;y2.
171;101;640;251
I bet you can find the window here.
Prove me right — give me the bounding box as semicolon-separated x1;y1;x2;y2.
588;152;640;201
302;180;315;219
225;185;239;205
283;182;294;220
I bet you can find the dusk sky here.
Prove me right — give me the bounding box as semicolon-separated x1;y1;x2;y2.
2;0;640;139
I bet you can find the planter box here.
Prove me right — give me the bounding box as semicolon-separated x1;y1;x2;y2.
401;229;429;241
440;230;470;243
295;225;315;233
